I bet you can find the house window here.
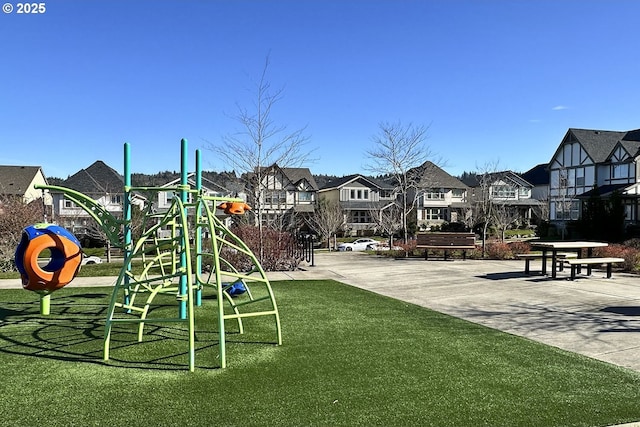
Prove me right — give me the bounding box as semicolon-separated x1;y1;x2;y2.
110;195;122;204
350;189;356;199
351;211;371;223
424;189;444;200
298;192;312;202
491;185;516;198
425;208;443;220
63;198;75;208
612;163;629;180
452;189;464;198
265;191;287;204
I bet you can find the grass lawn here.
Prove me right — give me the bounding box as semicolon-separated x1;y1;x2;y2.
1;280;640;426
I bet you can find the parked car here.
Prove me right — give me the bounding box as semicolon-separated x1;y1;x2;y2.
367;242;403;251
81;254;103;265
337;238;380;251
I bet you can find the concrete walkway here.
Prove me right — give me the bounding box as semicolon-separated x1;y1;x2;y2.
3;252;640;373
273;251;640;374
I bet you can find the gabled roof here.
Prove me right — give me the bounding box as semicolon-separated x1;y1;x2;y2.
463;170;532;189
412;161;468;189
249;164;319;191
521;164;549;186
558;128;640;164
0;165;45;196
161;172;230;194
282;167;319;191
61;161;124;194
319;174;393;191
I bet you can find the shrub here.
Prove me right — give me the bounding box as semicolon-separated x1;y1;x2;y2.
205;226;300;272
593;244;640;272
485;242;515;260
507;241;531;255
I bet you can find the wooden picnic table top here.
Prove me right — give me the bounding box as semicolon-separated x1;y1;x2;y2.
530;241;609;250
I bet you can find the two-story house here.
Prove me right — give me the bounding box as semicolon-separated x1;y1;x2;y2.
49;160;145;245
246;164;318;229
318;174;396;236
0;165;52;206
548;128;640;225
411;161;469;230
463;170;542;228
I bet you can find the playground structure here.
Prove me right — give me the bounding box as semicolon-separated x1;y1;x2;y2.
23;139;281;371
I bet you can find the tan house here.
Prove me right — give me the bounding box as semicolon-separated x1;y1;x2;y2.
0;165;51;205
318;174;395;236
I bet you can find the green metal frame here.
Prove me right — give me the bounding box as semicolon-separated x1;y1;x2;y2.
33;140;282;370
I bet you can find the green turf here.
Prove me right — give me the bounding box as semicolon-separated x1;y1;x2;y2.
1;280;640;427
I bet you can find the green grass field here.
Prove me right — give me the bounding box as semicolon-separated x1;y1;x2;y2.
1;280;640;426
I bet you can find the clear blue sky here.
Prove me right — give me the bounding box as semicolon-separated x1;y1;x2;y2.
2;0;639;179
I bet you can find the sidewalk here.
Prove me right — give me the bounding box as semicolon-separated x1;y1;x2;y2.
3;252;640;373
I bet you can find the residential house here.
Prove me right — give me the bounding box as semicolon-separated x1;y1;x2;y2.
318;174;396;236
247;164;318;229
0;165;52;206
411;161;469;230
463;170;542;228
156;172;238;212
548;128;640;224
521;163;550;222
49;160;145;244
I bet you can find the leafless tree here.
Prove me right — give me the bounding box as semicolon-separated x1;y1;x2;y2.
306;197;345;250
491;203;520;242
369;202;403;247
552;167;577;239
365;121;432;243
205;55;313;260
469;160;501;256
0;195;44;271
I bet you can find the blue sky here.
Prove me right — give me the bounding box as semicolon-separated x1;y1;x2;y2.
1;0;639;179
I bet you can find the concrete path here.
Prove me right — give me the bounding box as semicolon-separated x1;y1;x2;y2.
272;251;640;374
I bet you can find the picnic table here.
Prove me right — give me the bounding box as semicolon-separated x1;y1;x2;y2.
529;241;610;279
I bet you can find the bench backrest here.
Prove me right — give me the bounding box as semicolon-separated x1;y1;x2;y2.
416;232;476;247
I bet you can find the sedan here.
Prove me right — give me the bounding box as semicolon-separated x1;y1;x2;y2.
81;255;103;265
337;238;380;252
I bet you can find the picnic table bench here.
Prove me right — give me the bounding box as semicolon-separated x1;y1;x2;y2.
564;257;625;280
517;252;577;275
416;232;476;260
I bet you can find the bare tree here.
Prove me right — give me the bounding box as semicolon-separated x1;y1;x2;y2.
306;197;345;250
369;202;403;247
205;55;313;260
469;161;501;256
365;121;432;243
0;195;44;271
491;203;520;242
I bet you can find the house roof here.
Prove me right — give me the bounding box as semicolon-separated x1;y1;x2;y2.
319;174;393;191
577;183;634;199
282;167;319;190
520;163;549;186
0;165;45;196
60;161;124;194
559;128;640;163
461;170;530;189
411;161;468;189
249;164;319;191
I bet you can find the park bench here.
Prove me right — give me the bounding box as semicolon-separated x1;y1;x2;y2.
563;257;625;280
416;232;476;260
516;252;577;275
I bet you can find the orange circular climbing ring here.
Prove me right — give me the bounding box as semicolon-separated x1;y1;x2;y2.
14;224;82;293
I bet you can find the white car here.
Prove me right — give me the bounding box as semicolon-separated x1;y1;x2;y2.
81;255;103;265
337;238;380;251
